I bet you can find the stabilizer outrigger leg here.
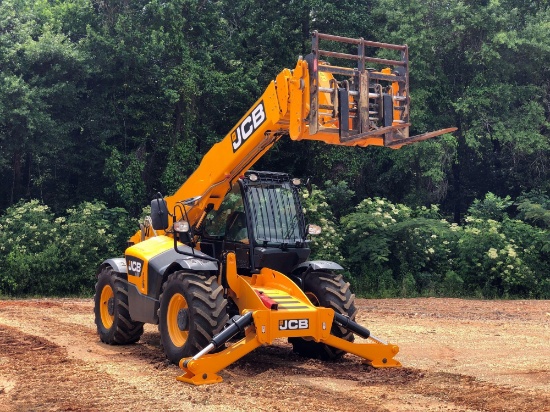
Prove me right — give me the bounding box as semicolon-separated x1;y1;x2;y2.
182;312;255;366
177;308;400;385
176;255;400;385
177;313;262;385
332;312;400;367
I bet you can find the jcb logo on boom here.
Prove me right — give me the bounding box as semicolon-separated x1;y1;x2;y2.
231;101;266;152
126;257;144;277
279;319;309;330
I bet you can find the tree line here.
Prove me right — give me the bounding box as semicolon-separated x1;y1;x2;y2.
0;0;548;297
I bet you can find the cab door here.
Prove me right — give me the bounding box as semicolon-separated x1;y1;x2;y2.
201;183;252;271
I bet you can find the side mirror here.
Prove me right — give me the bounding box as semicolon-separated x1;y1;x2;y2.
150;198;169;230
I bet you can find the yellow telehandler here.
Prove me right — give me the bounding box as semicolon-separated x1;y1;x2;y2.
94;31;455;384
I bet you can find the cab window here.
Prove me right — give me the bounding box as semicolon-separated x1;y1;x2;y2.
204;185;247;242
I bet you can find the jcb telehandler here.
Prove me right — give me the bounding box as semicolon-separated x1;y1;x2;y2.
94;32;455;384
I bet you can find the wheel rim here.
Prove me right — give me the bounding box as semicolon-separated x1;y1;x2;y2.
167;293;189;347
100;285;114;329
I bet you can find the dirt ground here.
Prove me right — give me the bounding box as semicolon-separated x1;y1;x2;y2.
0;298;548;412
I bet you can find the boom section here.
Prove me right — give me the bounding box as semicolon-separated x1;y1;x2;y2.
162;58;313;229
133;31;455;240
166;81;286;225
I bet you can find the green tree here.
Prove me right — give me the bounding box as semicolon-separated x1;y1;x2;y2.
374;0;550;219
0;0;93;211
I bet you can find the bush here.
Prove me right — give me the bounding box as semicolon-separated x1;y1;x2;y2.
498;218;549;297
3;193;547;299
452;217;538;298
300;185;345;264
468;192;513;221
0;200;133;296
342;197;453;297
340;196;549;298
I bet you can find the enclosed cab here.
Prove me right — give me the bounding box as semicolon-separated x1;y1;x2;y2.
199;171;311;277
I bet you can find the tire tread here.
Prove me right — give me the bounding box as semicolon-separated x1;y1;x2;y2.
94;267;144;345
290;271;357;360
158;271;228;364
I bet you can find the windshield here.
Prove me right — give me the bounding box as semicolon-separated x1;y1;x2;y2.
245;183;303;244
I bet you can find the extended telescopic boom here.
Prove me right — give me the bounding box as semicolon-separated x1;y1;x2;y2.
130;31;455;245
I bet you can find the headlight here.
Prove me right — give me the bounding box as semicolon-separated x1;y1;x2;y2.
173;220;190;233
307;224;322;235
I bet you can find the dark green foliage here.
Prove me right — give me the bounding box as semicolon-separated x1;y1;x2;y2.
0;0;549;297
516;191;550;229
1;0;549;215
0;0;92;210
324;180;355;220
338;193;548;298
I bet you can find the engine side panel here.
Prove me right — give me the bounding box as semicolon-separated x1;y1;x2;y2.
125;235;218;298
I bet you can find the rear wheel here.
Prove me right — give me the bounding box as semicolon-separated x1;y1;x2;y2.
94;267;144;344
290;271;357;360
158;271;228;364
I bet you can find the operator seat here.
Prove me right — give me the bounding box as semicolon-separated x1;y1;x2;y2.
225;211;248;243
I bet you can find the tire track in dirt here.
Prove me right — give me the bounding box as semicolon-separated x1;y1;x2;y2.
0;324;160;412
221;344;550;412
0;302;388;412
403;370;550;412
1;298;549;412
0;324;390;412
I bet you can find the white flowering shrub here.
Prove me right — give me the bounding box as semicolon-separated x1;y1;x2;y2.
0;200;132;296
455;216;546;297
300;186;344;264
340;195;549;298
0;201;59;294
342;197;454;297
1;195;546;298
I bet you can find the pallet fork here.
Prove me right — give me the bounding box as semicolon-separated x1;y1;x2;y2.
177;253;400;385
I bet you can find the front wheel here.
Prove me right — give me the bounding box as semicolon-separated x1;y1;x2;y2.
94;267;144;344
158;272;228;364
290;271;357;360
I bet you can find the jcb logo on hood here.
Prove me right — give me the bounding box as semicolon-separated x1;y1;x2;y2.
231;102;266;152
126;257;144;277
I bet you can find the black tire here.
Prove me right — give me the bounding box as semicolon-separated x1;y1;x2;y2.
158;271;228;364
94;267;144;344
289;271;357;360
